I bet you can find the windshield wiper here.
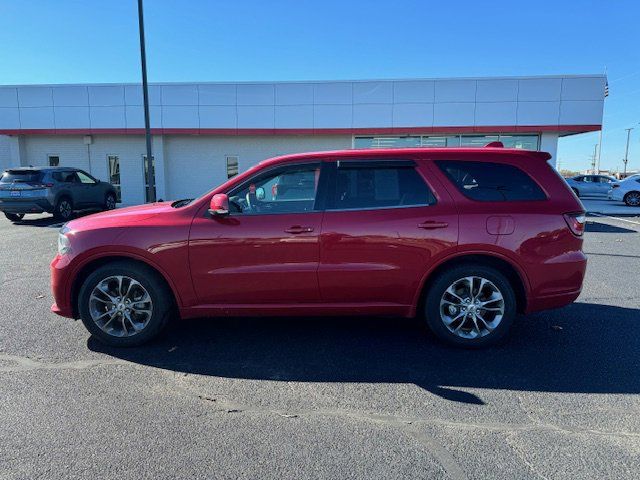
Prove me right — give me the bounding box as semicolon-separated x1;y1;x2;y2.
171;198;193;208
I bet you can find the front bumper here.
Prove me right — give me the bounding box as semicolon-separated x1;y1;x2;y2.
50;254;75;318
0;198;54;214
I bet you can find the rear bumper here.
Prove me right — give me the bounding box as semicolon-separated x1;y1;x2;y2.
50;254;75;318
0;198;54;214
525;250;587;313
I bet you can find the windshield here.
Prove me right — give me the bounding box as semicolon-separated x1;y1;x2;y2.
1;170;43;183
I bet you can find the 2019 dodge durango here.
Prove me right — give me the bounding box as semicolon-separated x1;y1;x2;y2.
50;145;587;348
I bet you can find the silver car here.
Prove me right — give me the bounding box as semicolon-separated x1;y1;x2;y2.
0;166;117;222
565;174;616;198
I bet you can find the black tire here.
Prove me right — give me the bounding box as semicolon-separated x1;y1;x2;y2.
571;188;580;198
54;196;74;221
78;260;175;347
104;192;117;211
424;264;517;348
623;191;640;207
4;212;25;222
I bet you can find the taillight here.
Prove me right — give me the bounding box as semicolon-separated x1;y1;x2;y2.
563;212;586;236
31;183;54;188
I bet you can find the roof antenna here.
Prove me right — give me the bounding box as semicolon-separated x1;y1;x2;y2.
485;141;504;148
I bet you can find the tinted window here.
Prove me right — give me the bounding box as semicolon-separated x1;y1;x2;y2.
228;164;320;215
329;163;435;210
52;171;77;183
437;161;546;202
0;170;43;183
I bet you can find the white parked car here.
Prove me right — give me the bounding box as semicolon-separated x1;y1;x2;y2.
608;174;640;206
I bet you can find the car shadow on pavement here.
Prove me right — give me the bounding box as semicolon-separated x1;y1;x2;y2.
585;221;637;234
88;302;640;405
9;210;98;228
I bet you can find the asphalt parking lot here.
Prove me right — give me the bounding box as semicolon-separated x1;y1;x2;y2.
1;212;639;479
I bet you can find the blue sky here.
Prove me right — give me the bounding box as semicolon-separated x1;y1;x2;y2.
0;0;638;172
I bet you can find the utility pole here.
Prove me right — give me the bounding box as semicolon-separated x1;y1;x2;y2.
138;0;155;202
623;128;633;177
591;144;598;173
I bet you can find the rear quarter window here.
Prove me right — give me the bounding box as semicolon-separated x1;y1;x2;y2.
436;160;546;202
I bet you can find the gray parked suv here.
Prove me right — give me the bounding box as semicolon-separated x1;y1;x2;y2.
0;166;117;222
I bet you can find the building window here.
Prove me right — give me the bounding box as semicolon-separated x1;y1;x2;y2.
226;155;239;178
107;155;121;202
498;135;539;150
143;155;156;203
48;155;60;167
354;134;539;150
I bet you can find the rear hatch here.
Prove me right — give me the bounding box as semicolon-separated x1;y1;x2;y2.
0;170;50;199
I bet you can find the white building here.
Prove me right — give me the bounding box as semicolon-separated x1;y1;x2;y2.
0;74;605;205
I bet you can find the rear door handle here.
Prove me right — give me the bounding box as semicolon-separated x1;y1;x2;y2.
418;221;449;229
285;225;314;234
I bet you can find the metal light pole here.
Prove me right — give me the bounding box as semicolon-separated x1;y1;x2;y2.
138;0;155;202
623;127;633;177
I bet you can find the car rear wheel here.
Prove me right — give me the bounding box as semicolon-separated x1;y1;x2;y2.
624;191;640;207
54;197;73;220
424;264;516;348
104;192;117;211
4;212;25;222
78;261;174;347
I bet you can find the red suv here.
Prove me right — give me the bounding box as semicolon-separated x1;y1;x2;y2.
51;145;586;348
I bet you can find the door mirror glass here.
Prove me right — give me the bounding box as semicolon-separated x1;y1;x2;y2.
209;193;229;216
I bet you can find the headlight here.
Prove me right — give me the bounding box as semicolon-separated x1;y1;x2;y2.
58;227;72;255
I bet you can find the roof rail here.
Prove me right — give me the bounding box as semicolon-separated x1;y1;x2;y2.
485;141;504;148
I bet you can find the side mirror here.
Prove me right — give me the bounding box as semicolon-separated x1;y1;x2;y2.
208;193;229;216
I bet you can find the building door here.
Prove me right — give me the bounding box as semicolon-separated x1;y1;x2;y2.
107;155;121;202
143;155;156;202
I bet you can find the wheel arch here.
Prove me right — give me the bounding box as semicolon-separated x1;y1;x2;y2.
415;252;529;316
70;254;180;319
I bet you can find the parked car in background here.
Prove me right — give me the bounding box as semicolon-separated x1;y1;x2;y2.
0;167;117;222
608;175;640;206
51;145;587;349
564;174;616;197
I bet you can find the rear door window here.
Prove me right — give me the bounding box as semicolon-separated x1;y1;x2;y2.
328;161;435;210
437;160;546;202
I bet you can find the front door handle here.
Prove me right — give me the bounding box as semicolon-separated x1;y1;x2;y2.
285;225;314;234
418;221;449;229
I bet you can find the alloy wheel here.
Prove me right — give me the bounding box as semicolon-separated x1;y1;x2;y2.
626;192;640;206
88;275;153;337
439;276;505;339
59;199;72;219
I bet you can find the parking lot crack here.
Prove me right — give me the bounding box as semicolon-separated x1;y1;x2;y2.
0;353;129;372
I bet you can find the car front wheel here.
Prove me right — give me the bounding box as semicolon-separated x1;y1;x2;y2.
624;191;640;207
424;264;516;348
78;261;174;347
4;212;25;222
